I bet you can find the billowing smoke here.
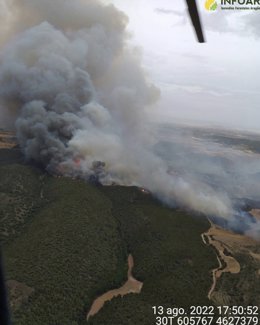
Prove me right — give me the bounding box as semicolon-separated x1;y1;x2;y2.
0;0;157;171
0;0;259;236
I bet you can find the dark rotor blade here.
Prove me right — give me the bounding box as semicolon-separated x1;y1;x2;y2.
0;251;10;325
186;0;205;43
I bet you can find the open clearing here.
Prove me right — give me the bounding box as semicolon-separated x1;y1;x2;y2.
0;131;17;149
202;220;240;299
87;254;142;320
202;218;260;304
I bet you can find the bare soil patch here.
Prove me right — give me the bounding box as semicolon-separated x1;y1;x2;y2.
0;131;17;149
87;254;143;321
7;280;34;311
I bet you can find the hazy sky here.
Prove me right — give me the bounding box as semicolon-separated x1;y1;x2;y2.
108;0;260;131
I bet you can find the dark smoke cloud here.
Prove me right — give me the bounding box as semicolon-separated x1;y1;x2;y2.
1;0;259;236
0;0;157;169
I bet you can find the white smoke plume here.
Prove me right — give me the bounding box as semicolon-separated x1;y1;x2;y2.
0;0;250;224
